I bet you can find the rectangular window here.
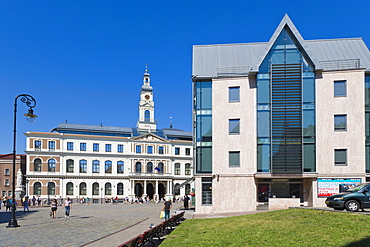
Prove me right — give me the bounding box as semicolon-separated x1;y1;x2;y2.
229;151;240;167
48;141;55;150
105;144;112;152
229;119;240;134
185;148;191;156
136;145;142;153
202;177;212;205
335;149;347;166
229;87;240;102
117;144;124;153
158;146;164;154
334;80;347;97
175;147;180;155
35;140;41;149
93;143;99;152
4;169;10;176
67;142;74;151
175;164;181;175
80;143;86;151
334;115;347;131
5;179;10;187
147;146;153;154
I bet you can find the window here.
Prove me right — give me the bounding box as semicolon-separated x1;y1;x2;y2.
185;148;191;156
157;162;164;173
229;87;240;102
105;144;112;152
66;182;74;195
335;149;347;166
202;177;212;205
92;160;100;173
67;142;74;151
79;160;87;173
145;110;150;122
158;146;164;154
147;146;153;154
105;161;112;173
175;163;181;175
93;143;99;152
118;144;124;153
48;182;55;195
35;140;41;149
175;147;180;155
229;119;240;134
229;151;240;167
92;182;99;195
48;159;56;172
66;159;74;173
135;162;142;173
34;158;42;172
147;162;153;173
136;145;142;153
49;141;55;150
4;179;10;187
80;143;87;151
33;182;41;195
4;169;10;176
334;80;347;97
185;163;191;175
334;115;347;131
117;161;124;174
117;183;124;195
105;183;112;195
80;182;87;195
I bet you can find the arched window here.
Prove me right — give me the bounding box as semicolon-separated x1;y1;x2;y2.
117;183;124;195
79;160;87;173
185;163;191;175
34;158;42;172
48;159;56;172
105;161;112;173
33;182;41;195
174;183;180;195
145;110;150;122
80;182;87;195
147;162;153;173
135;162;142;173
175;163;181;175
66;159;74;173
66;182;74;195
48;182;56;195
117;161;124;174
105;183;112;195
92;160;100;173
92;182;99;195
157;162;164;173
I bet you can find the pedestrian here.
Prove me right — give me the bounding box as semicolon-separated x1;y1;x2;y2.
32;196;36;206
6;197;12;211
50;199;58;219
59;196;63;206
183;195;190;210
64;197;72;218
162;198;172;220
23;196;30;212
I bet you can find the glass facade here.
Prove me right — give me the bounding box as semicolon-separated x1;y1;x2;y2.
257;27;316;173
365;75;370;173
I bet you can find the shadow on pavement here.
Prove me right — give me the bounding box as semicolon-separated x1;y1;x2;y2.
0;210;37;224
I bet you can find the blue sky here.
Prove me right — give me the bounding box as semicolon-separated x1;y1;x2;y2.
1;1;369;154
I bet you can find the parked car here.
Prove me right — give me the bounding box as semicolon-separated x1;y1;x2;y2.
325;183;370;212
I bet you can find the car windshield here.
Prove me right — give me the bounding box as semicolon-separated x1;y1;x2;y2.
347;183;370;192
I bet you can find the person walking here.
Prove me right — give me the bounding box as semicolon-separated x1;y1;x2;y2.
50;199;58;219
162;198;172;220
183;195;190;210
64;197;72;218
23;196;30;212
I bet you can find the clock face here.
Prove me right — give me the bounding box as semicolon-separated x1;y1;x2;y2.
145;95;150;100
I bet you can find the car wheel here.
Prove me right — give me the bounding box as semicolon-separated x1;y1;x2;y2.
345;200;360;212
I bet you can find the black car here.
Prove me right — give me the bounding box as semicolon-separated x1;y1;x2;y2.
325;183;370;212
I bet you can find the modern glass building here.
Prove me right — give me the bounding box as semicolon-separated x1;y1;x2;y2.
192;14;370;214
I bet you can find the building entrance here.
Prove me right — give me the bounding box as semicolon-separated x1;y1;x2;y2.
257;179;303;202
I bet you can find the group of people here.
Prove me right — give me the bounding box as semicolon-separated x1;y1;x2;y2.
160;194;191;221
0;197;17;211
50;197;72;219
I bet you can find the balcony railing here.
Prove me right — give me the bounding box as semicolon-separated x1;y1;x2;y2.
217;66;249;77
129;172;172;177
319;59;361;71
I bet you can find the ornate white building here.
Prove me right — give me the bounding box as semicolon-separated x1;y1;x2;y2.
25;67;193;203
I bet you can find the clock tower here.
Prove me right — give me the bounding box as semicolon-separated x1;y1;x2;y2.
137;64;157;131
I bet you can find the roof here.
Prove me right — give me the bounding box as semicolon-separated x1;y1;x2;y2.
192;15;370;78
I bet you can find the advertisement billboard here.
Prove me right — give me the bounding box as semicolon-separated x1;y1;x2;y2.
317;178;362;197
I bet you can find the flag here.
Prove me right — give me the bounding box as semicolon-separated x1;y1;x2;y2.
155;167;161;172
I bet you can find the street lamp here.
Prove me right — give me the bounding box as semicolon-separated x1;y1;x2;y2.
7;94;37;228
25;179;29;197
101;188;103;204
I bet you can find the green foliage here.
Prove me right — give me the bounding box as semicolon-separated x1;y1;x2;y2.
161;209;370;247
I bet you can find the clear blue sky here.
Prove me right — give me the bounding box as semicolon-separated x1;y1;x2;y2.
1;1;369;154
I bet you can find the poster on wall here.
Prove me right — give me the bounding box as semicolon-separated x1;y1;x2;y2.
318;178;362;197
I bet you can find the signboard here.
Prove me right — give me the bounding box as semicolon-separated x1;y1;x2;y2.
317;178;362;197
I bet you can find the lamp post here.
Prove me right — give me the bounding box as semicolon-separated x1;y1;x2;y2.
101;188;103;204
25;179;29;197
7;94;37;228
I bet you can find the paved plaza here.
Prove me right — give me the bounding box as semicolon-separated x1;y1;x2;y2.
0;202;183;247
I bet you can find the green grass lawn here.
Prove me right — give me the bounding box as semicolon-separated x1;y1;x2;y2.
161;209;370;247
